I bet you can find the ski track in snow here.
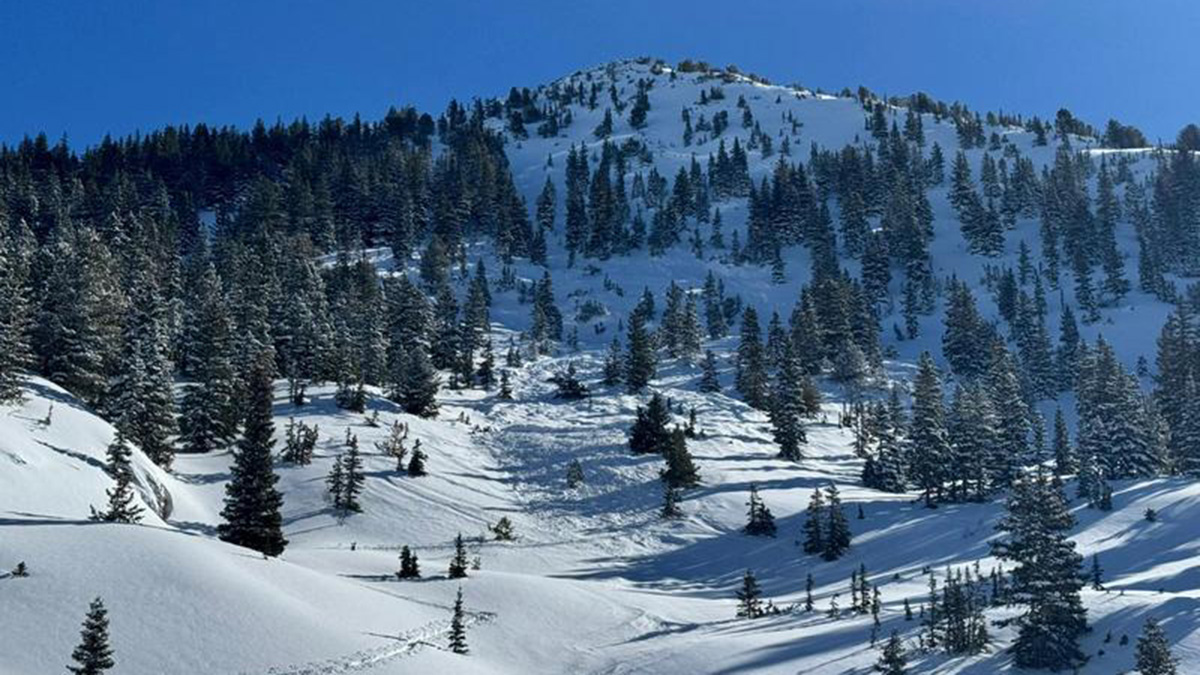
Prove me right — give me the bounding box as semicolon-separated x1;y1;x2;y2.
247;612;497;675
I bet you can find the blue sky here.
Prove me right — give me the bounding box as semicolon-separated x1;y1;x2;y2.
1;1;1194;148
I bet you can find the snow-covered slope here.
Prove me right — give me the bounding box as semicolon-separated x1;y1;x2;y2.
4;59;1199;674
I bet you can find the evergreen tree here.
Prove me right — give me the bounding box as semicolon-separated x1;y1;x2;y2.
407;445;428;477
909;353;951;507
0;224;33;403
448;586;469;654
91;431;144;524
823;484;851;561
341;434;366;513
736;307;769;409
68;597;115;675
992;471;1087;671
401;345;439;417
803;488;826;555
743;484;777;536
660;482;683;518
397;545;421;579
448;532;470;579
770;342;808;461
629;393;673;455
661;428;700;489
736;569;764;619
602;338;623;386
876;632;908;675
217;362;287;557
624;312;656;393
1135;617;1177;675
1052;408;1077;475
698;350;721;393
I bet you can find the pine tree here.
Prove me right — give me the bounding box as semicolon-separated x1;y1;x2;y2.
407;443;428;477
327;455;346;510
876;631;908;675
698;350;721;393
624;313;656;393
91;431;144;524
401;345;439;417
448;533;469;579
803;488;825;555
1052;408;1077;475
68;597;115;675
1135;617;1177;675
448;586;469;654
341;434;365;513
179;263;236;454
566;459;585;488
498;370;514;400
1089;553;1104;590
736;569;764;619
217;362;287;557
661;428;700;489
397;545;421;579
0;224;32;403
736;307;769;409
660;483;683;518
909;353;951;507
602;338;623;386
629;393;672;455
823;484;851;561
992;471;1087;671
770;342;808;461
743;484;777;536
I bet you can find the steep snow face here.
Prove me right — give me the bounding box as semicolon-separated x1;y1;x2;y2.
4;59;1199;675
491;59;1167;372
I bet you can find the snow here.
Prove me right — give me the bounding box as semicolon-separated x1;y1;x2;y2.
3;59;1196;674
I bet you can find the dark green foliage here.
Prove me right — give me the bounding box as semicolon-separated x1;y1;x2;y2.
736;569;764;619
448;533;469;579
743;484;776;536
449;586;469;654
661;428;700;489
68;597;114;675
397;546;421;579
628;393;672;455
1136;617;1177;675
218;363;287;557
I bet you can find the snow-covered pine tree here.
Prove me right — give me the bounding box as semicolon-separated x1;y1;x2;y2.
179;262;236;454
401;345;439;418
770;342;807;462
1136;617;1177;675
341;434;365;512
0;222;33;403
992;471;1087;671
109;267;176;468
1052;407;1077;475
876;631;907;675
908;352;951;507
217;361;287;557
68;597;115;675
736;307;769;409
602;338;623;386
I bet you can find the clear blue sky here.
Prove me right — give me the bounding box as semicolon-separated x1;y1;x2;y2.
1;1;1194;149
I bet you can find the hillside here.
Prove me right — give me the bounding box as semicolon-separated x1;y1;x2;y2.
3;57;1200;674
